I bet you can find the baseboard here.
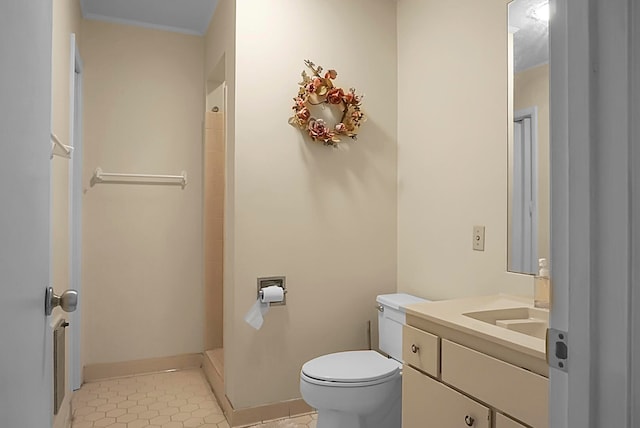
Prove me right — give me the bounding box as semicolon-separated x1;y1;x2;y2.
201;353;313;427
53;390;72;428
227;398;314;427
83;353;202;382
202;352;229;414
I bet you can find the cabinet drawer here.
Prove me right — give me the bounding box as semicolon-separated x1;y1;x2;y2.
402;325;439;377
441;340;548;428
496;413;528;428
403;365;490;428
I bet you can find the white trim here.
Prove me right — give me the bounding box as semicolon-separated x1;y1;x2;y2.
549;0;593;426
82;12;204;36
68;33;83;391
632;0;640;423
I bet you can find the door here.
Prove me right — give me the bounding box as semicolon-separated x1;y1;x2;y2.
511;114;538;274
549;0;640;426
0;1;54;427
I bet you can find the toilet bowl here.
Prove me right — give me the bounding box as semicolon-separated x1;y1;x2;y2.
300;351;402;428
299;293;427;428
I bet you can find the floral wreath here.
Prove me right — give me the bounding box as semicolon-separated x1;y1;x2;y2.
289;60;366;146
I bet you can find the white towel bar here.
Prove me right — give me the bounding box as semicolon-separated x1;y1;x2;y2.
92;167;188;187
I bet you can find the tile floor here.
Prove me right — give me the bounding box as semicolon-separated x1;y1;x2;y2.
71;369;317;428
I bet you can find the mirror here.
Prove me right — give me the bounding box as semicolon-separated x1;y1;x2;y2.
507;0;550;275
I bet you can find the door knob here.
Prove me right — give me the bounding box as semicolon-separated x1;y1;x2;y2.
45;287;78;316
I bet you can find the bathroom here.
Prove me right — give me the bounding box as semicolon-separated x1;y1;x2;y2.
4;0;637;427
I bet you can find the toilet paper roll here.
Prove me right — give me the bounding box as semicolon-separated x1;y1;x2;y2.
260;285;284;303
244;299;270;330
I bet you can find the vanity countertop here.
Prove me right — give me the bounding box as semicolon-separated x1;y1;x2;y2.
404;294;547;362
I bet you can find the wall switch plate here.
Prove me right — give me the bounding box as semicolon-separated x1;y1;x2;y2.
473;226;485;251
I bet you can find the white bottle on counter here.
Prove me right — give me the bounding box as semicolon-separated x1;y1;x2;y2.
534;258;550;309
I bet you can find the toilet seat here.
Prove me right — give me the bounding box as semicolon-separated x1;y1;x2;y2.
301;351;401;388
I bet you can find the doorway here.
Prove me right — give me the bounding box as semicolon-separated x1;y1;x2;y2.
511;108;539;275
203;76;226;388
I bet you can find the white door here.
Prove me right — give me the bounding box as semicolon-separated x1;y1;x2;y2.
550;0;640;426
0;1;54;427
511;116;537;274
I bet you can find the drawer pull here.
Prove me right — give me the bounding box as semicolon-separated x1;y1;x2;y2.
464;415;475;426
411;344;420;353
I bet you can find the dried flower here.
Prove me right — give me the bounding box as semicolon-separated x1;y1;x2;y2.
335;122;347;133
325;69;338;79
326;88;345;105
308;118;334;142
296;107;310;122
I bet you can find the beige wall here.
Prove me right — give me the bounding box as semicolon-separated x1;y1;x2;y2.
80;20;205;365
397;0;533;301
51;1;81;427
514;64;550;265
226;0;398;409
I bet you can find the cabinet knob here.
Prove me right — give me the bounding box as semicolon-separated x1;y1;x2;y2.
465;415;475;426
411;344;419;353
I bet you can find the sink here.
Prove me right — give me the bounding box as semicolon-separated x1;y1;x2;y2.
463;307;548;340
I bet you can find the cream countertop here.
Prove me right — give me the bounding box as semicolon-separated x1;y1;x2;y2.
404;294;547;361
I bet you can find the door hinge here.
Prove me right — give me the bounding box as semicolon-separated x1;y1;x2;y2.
546;328;568;372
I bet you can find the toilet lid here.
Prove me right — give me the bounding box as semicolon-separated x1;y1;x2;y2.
301;351;400;383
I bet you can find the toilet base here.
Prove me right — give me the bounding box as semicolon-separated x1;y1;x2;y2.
315;390;401;428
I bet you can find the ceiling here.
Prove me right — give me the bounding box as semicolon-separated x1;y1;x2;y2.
79;0;546;69
509;0;549;72
80;0;219;36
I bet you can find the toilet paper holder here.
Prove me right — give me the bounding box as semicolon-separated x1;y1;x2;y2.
257;276;287;306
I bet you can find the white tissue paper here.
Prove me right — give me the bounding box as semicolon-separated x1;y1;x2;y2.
243;285;285;330
260;285;284;303
244;299;270;330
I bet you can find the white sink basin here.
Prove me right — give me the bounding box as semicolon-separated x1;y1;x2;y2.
463;307;548;340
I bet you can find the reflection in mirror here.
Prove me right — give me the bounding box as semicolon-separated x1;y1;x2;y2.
507;0;550;275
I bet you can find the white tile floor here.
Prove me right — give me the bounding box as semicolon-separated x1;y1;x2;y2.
71;369;316;428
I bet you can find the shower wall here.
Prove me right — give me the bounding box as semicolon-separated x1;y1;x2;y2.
204;111;225;350
81;19;205;366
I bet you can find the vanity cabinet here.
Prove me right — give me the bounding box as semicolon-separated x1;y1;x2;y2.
402;325;548;428
496;413;528;428
403;365;490;428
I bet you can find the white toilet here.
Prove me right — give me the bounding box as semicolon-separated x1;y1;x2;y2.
300;293;427;428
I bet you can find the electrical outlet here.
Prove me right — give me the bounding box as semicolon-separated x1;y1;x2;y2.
473;226;485;251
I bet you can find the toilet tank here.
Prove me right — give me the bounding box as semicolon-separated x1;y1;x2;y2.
377;293;428;362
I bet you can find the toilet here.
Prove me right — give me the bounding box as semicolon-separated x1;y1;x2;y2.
300;293;427;428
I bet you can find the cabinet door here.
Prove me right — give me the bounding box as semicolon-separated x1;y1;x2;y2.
495;413;528;428
403;365;490;428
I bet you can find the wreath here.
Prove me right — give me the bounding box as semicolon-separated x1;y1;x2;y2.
289;60;366;146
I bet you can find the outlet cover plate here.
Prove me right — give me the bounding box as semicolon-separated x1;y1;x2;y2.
473;226;485;251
